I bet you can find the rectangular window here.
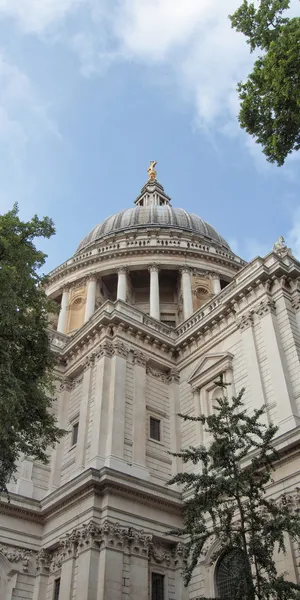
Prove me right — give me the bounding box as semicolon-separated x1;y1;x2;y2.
71;422;79;446
53;578;61;600
152;573;164;600
150;417;161;442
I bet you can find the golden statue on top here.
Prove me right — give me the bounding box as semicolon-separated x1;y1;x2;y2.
148;160;157;181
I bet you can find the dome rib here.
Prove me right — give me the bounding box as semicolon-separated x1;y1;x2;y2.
76;206;230;253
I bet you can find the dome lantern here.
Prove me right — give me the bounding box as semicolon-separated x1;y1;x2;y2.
134;161;172;208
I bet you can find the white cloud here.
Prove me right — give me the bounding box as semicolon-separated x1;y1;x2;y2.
0;0;84;33
0;0;298;166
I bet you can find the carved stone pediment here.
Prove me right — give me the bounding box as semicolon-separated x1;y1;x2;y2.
188;352;233;390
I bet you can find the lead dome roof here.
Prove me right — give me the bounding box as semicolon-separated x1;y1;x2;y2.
76;206;230;253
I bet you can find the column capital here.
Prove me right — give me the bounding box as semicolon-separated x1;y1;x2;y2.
291;293;300;312
117;266;128;274
62;284;70;293
87;273;97;283
180;266;192;275
255;299;276;319
148;263;160;273
236;311;253;331
133;350;147;367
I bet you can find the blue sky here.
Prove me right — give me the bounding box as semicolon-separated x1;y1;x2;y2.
0;0;299;273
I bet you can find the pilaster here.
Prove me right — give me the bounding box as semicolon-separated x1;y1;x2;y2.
256;299;300;432
74;355;94;474
76;523;102;600
169;369;182;477
132;350;149;479
236;311;268;425
88;342;113;469
16;457;34;498
105;341;129;470
49;379;71;490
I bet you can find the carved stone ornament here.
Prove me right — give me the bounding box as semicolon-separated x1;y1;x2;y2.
291;294;300;312
83;354;95;372
146;365;169;383
112;341;129;358
273;235;291;257
236;312;253;331
255;299;276;319
59;378;72;392
0;545;32;572
133;350;147;367
94;341;113;359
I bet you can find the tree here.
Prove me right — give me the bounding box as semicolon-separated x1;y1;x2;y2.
169;379;300;599
230;0;300;166
0;204;64;494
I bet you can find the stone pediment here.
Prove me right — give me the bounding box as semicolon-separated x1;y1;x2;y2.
188;352;233;390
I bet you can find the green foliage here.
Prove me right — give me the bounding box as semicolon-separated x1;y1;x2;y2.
169;379;300;599
0;204;64;494
230;1;300;165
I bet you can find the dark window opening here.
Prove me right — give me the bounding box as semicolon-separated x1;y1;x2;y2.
152;572;164;600
72;422;79;446
150;417;161;441
53;578;61;600
216;549;248;599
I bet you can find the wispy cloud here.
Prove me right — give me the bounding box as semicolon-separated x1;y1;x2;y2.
0;0;298;169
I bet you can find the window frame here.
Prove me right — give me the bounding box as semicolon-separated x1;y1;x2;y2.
71;421;79;447
151;570;166;600
53;577;61;600
149;415;163;444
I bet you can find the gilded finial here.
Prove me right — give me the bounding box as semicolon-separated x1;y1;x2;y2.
148;161;157;181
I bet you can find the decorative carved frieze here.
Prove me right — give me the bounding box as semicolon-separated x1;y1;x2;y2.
0;544;32;572
146;365;169;383
70;374;84;389
255;299;276;319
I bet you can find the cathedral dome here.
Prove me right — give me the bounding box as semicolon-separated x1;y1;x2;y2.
76;206;230;253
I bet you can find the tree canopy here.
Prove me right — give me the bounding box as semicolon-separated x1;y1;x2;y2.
0;204;64;494
169;380;300;600
230;0;300;166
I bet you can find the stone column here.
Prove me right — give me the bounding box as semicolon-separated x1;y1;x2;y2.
132;351;148;479
256;299;299;432
237;312;268;425
211;272;221;295
85;276;97;322
88;342;113;470
49;379;71;490
169;370;181;477
181;267;193;320
57;288;69;334
117;267;127;301
105;341;128;470
149;264;160;320
74;356;94;473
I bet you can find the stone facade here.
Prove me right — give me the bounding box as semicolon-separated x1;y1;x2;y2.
1;176;300;599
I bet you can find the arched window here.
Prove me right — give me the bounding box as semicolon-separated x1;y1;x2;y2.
216;548;248;599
